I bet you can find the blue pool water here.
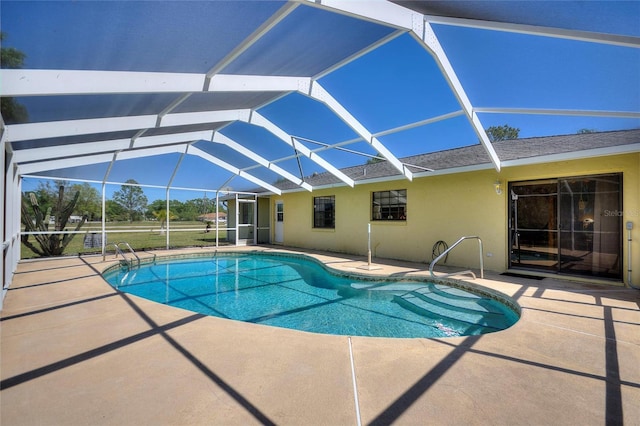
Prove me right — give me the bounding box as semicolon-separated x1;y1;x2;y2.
102;253;519;338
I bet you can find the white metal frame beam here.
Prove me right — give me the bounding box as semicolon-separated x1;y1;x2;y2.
8;107;469;166
156;1;301;128
8;98;364;190
12;130;215;163
474;107;640;119
417;19;501;171
16;99;637;188
14;129;311;193
306;80;413;180
425;15;640;49
187;145;281;194
13;139;130;163
2;109;244;143
9;111;354;190
314;0;502;172
5;115;156;142
310;0;416;30
18;142;283;194
248;111;355;187
205;1;300;78
5;0;638;192
1;70;203;96
211;132;313;191
0;70;308;97
18;144;189;176
315;0;640;49
17;153;117;175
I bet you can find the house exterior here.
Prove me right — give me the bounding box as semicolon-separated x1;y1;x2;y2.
261;129;640;286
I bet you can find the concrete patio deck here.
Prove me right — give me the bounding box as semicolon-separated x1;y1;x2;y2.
1;246;639;425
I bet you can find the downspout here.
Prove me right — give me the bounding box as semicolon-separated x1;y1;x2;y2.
627;221;639;289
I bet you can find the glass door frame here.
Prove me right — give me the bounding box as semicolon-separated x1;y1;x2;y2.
509;179;559;273
236;195;257;246
509;173;623;280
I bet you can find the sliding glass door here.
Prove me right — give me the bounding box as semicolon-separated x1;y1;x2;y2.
510;174;622;279
510;180;558;272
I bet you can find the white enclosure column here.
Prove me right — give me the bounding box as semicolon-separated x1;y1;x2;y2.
253;194;258;245
1;135;6;300
215;192;219;248
166;189;171;250
101;183;106;258
2;152;21;306
235;193;239;246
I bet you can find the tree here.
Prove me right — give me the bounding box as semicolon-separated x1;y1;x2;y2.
366;156;385;165
146;199;166;218
21;185;87;257
178;205;198;221
105;200;127;222
186;197;216;216
28;180;101;221
153;209;177;234
147;199;182;220
69;182;101;221
577;128;596;134
1;32;29;123
112;179;148;222
169;199;185;219
0;32;26;68
485;125;520;142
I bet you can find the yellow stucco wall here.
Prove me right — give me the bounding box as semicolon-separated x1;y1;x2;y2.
271;153;640;285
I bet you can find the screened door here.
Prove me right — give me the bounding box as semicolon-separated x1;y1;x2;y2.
237;199;255;245
510;174;622;279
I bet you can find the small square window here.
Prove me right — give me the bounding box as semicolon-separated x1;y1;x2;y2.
372;190;406;221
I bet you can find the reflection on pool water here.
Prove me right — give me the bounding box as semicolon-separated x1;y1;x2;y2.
102;252;519;338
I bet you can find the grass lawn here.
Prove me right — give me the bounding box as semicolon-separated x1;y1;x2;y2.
20;221;229;259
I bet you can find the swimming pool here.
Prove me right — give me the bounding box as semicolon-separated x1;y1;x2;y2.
102;252;519;338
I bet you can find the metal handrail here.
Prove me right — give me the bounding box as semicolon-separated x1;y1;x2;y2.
429;236;484;280
104;243;125;261
117;242;140;268
104;241;140;268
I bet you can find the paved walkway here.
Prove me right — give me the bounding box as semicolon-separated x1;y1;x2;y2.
1;247;639;425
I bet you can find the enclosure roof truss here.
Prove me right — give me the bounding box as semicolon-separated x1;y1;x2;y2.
2;0;638;194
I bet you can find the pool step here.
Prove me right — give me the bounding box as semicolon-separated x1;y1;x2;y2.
393;295;493;335
350;282;427;292
429;284;483;300
407;288;505;317
351;282;482;300
350;282;506;330
394;291;505;331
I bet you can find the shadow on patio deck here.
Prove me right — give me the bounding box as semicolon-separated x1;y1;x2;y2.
1;248;639;425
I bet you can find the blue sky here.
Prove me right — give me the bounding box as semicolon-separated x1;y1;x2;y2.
4;1;639;201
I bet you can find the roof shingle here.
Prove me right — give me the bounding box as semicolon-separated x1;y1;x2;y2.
266;129;640;192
